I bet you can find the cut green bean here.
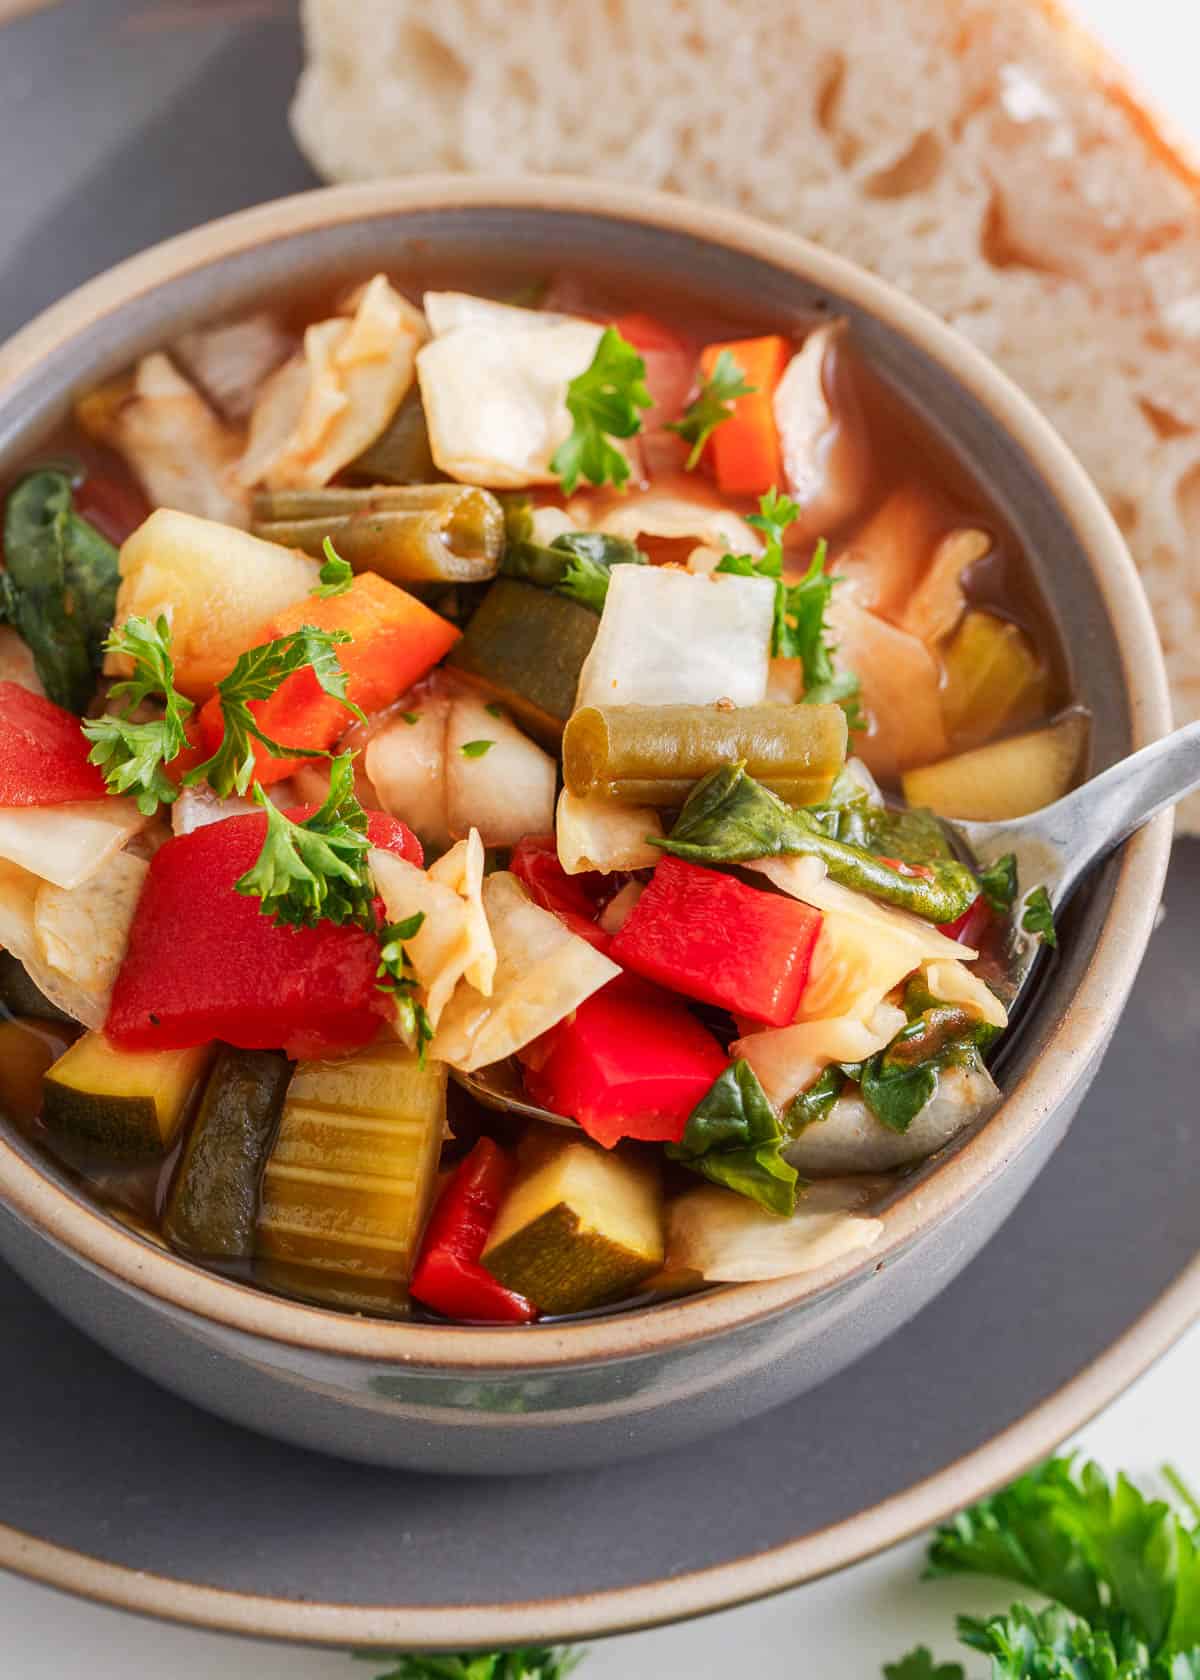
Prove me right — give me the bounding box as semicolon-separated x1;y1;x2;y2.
563;703;847;808
346;389;439;484
252;483;504;586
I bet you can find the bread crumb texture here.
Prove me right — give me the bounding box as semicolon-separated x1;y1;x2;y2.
293;0;1200;828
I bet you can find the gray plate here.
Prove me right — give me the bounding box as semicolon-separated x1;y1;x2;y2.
0;0;1197;1648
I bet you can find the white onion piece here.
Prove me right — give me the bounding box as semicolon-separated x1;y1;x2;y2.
445;694;556;848
785;1062;1000;1174
666;1180;885;1283
430;872;619;1072
575;566;774;710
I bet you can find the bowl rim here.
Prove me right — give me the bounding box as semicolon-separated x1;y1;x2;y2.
0;173;1174;1371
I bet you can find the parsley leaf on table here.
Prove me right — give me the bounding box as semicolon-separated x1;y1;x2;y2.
668;348;755;468
361;1647;581;1679
83;614;195;815
550;326;652;495
186;625;362;798
234;752;373;929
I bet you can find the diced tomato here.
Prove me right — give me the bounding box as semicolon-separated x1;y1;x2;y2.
509;834;614;953
610;856;822;1028
0;683;107;806
105;814;392;1057
197;573;460;787
73;472;149;547
525;973;728;1148
940;893;992;948
410;1139;537;1324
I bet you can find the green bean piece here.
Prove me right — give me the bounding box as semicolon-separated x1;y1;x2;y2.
251;483;504;586
656;763;980;923
346;389;439;484
563;703;848;808
446;577;598;746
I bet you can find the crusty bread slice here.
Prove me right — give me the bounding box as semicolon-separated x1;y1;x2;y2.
292;0;1200;829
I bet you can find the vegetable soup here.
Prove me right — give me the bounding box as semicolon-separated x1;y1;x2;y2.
0;266;1084;1322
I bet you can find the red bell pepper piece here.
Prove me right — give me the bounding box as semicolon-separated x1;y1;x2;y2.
0;683;107;806
940;893;992;948
610;856;822;1028
196;573;460;787
509;834;613;952
73;471;149;547
105;810;416;1057
410;1138;536;1324
525;972;728;1149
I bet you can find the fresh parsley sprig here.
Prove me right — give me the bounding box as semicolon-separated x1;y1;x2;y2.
83;615;195;815
235;753;374;928
668;348;755;469
551;326;652;495
360;1649;581;1680
716;487;863;726
187;626;363;798
376;911;434;1064
314;535;354;598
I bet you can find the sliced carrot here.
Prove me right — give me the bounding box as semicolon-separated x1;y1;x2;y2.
197;572;459;786
699;334;791;497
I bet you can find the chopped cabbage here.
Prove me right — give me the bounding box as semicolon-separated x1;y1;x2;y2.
445;692;556;847
365;691;453;852
556;789;662;875
238;275;426;490
785;1061;1000;1174
32;852;148;1030
665;1179;885;1283
773;320;870;537
429;872;619;1072
417;293;611;489
922;958;1008;1030
428;829;496;997
825;591;948;780
569;482;762;556
735;1003;908;1110
0;800;148;891
173;312;293;422
575;565;774;710
371;838;495;1028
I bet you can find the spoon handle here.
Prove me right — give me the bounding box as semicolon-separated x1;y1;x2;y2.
1034;720;1200;902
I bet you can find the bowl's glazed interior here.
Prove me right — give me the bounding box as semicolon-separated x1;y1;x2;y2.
0;180;1171;1369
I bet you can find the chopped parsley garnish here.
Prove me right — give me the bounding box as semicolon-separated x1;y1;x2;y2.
550;326;652;495
459;739;494;759
1021;884;1057;947
400;711;421;726
668;349;755;469
362;1650;581;1680
186;626;363;798
376;910;433;1064
83;614;195;815
312;535;354;598
234;752;373;928
716;487;863;726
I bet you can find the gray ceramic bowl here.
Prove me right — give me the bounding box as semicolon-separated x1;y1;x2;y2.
0;178;1173;1474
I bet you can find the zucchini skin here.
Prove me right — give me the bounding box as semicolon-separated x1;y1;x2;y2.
446;578;598;746
163;1047;291;1260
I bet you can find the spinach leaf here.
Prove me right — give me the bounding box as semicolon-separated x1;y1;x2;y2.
979;851;1019;915
667;1059;801;1217
851;979;1000;1135
501;503;646;614
1;468;120;712
656;764;980;924
784;1065;845;1135
828;801;957;867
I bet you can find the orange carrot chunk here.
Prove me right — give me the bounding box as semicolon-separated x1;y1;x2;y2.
699;334;791;497
198;572;459;786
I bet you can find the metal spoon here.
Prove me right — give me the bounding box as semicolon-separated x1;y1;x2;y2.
455;720;1200;1121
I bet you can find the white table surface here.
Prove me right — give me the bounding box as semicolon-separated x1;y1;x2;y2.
3;0;1195;1671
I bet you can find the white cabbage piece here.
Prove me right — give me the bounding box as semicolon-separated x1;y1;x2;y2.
825;591;948;781
921;958;1008;1030
528;504;580;545
773;320;871;538
0;800;148;891
575;565;774;710
748;855;970;1022
31;852;148;1030
371;837;495;1028
365;691;453;851
93;353;248;527
666;1179;885;1283
173;312;294;422
445;692;556;847
237;275;426;490
0;629;44;696
170;786;257;837
569;481;762;557
417;292;613;489
429;872;619;1072
736;1003;908;1111
556;789;662;875
785;1061;1001;1175
899;528;991;647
